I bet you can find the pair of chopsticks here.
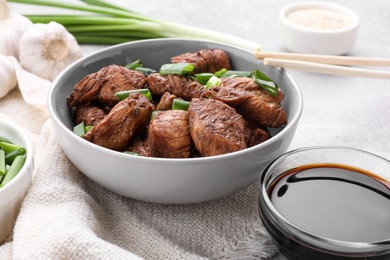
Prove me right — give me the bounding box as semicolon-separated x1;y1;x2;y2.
255;52;390;79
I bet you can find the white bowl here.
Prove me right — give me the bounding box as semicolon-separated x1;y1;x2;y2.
0;118;33;243
279;1;360;55
49;38;303;204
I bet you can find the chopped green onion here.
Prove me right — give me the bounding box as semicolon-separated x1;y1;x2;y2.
150;110;162;120
123;151;140;156
205;76;222;90
125;59;142;70
0;155;26;188
172;99;190;111
73;121;85;137
0;141;22;154
0;150;5;175
194;73;214;85
115;89;152;100
135;67;157;76
159;63;195;76
222;70;252;78
252;69;279;97
214;68;227;78
5;148;26;165
85;125;93;133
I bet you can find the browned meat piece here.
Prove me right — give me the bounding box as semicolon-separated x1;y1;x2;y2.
83;92;153;150
147;73;205;101
67;65;146;107
155;92;177;110
171;49;231;73
148;110;192;158
188;98;250;157
248;127;270;147
126;139;152;157
206;77;287;128
73;104;107;126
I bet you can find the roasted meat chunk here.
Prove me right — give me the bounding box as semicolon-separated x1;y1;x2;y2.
73;104;107;126
67;65;146;107
83;92;153;150
171;49;231;73
147;73;205;100
206;77;287;128
188;98;251;157
155;92;177;111
148;110;191;158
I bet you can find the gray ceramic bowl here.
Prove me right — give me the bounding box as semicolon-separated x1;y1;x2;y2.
48;38;303;204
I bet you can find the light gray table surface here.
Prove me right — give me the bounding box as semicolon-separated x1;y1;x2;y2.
10;1;390;259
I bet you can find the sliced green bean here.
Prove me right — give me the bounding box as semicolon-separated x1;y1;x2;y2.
0;141;22;154
5;147;26;165
172;99;190;111
115;89;152;100
159;63;195;76
73;121;85;136
0;150;5;175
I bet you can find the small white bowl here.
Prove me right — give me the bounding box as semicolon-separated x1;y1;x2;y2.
279;1;360;55
0;118;33;243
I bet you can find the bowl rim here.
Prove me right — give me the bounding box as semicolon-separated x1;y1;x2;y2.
279;1;360;35
0;118;33;195
260;145;390;256
49;38;303;164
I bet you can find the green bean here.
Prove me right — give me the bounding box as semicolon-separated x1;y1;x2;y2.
0;155;26;188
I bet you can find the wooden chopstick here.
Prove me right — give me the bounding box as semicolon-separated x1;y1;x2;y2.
256;52;390;67
263;58;390;79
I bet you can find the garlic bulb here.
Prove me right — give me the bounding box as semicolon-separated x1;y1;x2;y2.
19;21;83;81
0;0;33;57
0;54;17;99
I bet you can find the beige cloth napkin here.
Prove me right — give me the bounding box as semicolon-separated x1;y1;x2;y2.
0;78;278;259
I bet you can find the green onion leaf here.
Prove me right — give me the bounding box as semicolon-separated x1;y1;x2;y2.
125;59;142;70
0;141;22;154
0;155;26;188
214;68;227;78
194;73;214;85
115;88;152;100
135;67;157;76
159;63;195;76
0;150;5;175
252;69;279;97
222;70;252;78
205;76;221;90
123;151;140;156
5;148;26;165
73;121;85;137
84;125;93;133
172;99;190;111
151;110;162;120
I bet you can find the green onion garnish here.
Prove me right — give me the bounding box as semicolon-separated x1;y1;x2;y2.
0;155;26;188
252;69;279;97
205;76;222;90
150;110;162;120
0;150;5;175
125;59;142;70
172;99;190;111
73;121;85;137
214;68;227;78
135;67;157;76
221;70;252;78
159;63;195;76
115;88;153;101
84;125;93;133
194;73;214;85
5;147;26;165
123;151;140;156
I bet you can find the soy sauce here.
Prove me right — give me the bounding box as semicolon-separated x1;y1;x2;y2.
270;163;390;242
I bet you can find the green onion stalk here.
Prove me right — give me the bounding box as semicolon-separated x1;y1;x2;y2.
8;0;261;53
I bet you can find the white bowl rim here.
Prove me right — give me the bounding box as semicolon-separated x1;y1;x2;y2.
49;38;303;164
279;1;360;35
0;118;33;194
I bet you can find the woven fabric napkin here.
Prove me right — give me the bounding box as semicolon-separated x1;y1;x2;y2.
0;78;278;259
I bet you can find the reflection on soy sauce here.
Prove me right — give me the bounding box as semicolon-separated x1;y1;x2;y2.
270;163;390;242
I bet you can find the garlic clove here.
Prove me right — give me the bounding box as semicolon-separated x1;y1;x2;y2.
0;0;33;57
0;54;17;99
18;21;83;81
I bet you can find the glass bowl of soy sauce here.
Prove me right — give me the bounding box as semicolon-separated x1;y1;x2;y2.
259;146;390;259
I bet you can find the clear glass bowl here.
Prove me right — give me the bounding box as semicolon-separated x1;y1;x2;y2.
259;146;390;259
